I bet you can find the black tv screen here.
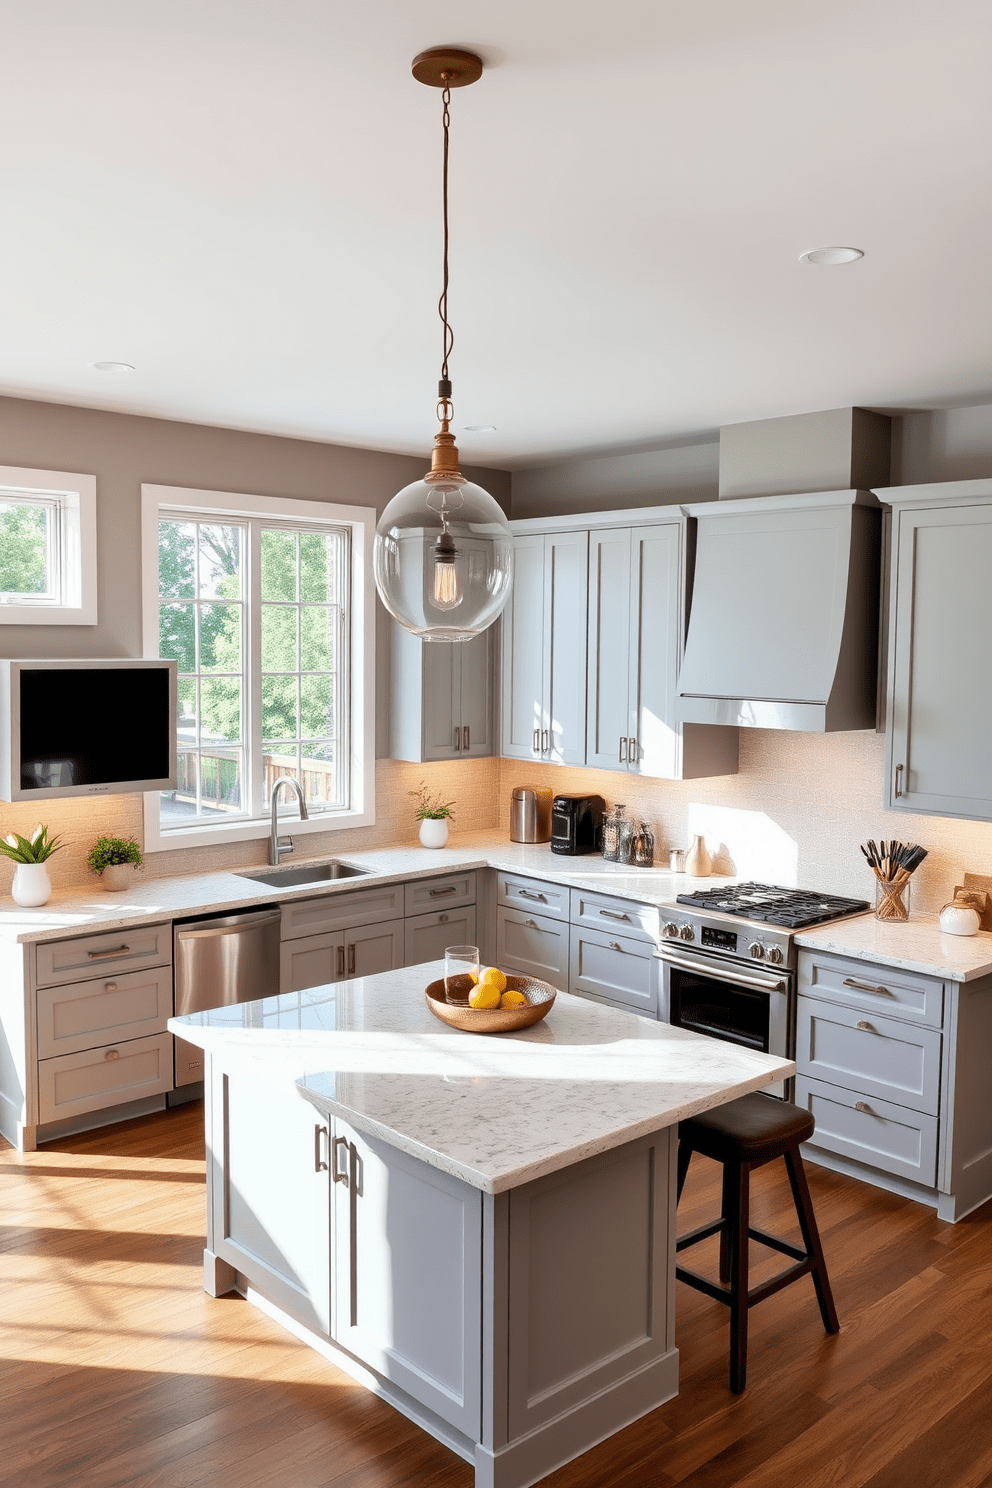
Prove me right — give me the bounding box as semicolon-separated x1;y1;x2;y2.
17;665;174;794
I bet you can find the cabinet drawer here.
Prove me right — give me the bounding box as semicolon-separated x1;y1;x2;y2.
404;905;478;968
38;1033;174;1125
496;872;569;921
496;907;569;986
797;995;942;1116
281;883;405;940
35;924;172;988
796;1074;938;1187
570;888;658;945
403;872;477;918
37;966;173;1059
798;949;943;1028
568;926;659;1017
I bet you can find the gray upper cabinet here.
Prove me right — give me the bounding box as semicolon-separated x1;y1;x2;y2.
879;480;992;819
388;621;494;762
587;521;738;780
500;530;589;766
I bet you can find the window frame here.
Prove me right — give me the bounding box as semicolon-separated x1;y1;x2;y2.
141;483;376;853
0;465;97;624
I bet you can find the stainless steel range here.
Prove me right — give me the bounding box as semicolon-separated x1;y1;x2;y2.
655;882;870;1096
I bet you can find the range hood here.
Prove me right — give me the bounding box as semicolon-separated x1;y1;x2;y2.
675;488;881;731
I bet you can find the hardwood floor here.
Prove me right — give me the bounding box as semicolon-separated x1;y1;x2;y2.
2;1104;991;1487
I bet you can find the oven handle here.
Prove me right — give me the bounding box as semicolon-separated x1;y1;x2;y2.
655;948;788;994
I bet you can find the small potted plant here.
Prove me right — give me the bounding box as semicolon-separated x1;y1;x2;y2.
410;782;455;849
87;835;143;893
1;825;65;907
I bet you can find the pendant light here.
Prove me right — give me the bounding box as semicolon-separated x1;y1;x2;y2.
373;48;513;643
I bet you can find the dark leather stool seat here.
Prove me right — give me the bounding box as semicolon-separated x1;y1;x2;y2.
676;1091;839;1393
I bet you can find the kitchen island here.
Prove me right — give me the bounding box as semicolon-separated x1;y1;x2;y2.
171;961;792;1488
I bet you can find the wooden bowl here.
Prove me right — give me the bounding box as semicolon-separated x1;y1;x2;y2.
424;975;556;1034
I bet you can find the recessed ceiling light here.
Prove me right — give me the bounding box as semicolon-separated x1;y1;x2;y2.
798;246;864;266
463;424;497;433
90;361;136;372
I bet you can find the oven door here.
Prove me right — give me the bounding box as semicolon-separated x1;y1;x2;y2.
656;945;793;1097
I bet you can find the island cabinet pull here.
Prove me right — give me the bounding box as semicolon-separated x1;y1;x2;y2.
855;1101;873;1115
599;908;631;922
314;1124;329;1173
347;943;356;976
856;1019;875;1032
332;1135;350;1185
453;727;461;752
88;944;130;959
462;726;470;751
842;977;892;997
337;946;345;978
518;888;547;902
429;886;457;897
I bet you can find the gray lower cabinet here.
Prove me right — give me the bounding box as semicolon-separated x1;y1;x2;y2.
281;920;405;993
796;948;992;1220
880;482;992;819
496;906;570;987
568;926;659;1017
405;905;478;967
389;621;494;762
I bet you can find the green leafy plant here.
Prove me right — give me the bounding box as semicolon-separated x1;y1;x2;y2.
409;782;456;821
0;825;65;863
87;836;144;876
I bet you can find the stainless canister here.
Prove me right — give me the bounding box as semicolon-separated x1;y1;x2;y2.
510;786;553;843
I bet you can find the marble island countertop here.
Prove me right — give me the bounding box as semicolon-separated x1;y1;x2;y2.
169;960;793;1193
795;913;992;982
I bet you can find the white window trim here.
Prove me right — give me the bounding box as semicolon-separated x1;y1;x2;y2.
140;482;376;853
0;465;97;624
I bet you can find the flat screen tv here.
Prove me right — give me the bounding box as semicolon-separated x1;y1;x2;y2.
0;659;177;802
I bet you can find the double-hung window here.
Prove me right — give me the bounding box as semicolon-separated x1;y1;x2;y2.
141;484;375;852
0;465;97;624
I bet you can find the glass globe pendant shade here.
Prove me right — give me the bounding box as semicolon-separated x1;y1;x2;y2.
374;474;514;642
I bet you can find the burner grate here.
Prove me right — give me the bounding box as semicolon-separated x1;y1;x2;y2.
675;882;870;929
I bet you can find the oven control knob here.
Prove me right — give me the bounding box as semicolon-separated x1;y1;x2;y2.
679;924;695;942
663;922;680;939
766;946;784;965
748;941;765;960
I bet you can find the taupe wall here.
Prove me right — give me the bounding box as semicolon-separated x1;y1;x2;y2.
509;438;719;519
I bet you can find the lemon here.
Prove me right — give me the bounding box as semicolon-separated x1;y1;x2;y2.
468;982;501;1010
500;989;528;1010
479;966;507;994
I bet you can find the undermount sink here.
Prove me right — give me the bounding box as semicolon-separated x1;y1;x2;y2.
237;860;371;889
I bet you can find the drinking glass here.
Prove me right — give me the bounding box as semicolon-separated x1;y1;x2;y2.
444;945;479;1005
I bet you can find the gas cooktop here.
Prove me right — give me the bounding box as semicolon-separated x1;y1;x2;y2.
675;882;870;930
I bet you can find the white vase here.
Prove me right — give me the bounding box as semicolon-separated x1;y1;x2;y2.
419;817;449;849
685;833;712;878
100;864;134;893
11;861;52;907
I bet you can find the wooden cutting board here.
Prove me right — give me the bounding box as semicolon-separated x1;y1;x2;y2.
957;873;992;930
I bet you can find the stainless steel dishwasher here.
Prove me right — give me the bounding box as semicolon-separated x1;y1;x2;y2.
173;906;282;1087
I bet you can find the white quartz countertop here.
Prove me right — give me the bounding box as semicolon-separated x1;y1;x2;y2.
795;914;992;982
0;833;725;946
169;961;793;1194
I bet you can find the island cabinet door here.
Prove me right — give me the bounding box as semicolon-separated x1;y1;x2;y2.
211;1071;331;1336
331;1119;482;1438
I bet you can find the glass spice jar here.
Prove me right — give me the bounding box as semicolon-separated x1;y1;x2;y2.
601;807;621;862
631;822;655;868
617;807;633;864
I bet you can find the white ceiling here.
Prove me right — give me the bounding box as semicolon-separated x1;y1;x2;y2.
3;0;991;468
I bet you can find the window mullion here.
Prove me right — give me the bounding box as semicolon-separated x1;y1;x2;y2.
247;519;264;818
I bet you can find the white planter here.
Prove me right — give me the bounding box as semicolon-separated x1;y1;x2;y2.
99;864;135;893
419;817;449;849
11;861;52;907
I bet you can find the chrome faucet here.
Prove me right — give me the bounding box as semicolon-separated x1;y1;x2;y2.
269;776;309;865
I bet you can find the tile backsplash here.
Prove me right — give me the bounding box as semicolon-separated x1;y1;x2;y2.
6;731;992;916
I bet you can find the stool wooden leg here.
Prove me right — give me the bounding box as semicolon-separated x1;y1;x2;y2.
718;1161;735;1283
784;1147;840;1335
677;1138;693;1203
727;1160;750;1394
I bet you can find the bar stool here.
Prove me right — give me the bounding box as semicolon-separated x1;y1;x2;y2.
675;1092;839;1393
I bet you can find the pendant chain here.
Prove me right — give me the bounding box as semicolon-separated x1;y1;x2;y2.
437;81;454;423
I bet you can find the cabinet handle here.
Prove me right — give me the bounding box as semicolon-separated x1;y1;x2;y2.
332;1135;350;1185
856;1019;875;1032
533;728;541;754
842;977;892;996
454;727;461;752
609;941;623;951
525;918;538;928
439;913;448;924
104;1048;120;1061
628;736;638;762
542;727;550;753
105;982;118;992
348;943;356;976
89;944;129;959
518;889;547;902
314;1124;328;1173
855;1101;873;1115
463;725;470;751
619;736;628;764
894;762;904;799
599;908;631;921
337;945;345;977
429;886;457;897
